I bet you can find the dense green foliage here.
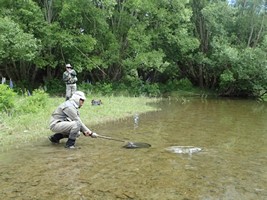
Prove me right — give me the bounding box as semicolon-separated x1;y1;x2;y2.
0;0;266;98
0;87;49;114
0;84;16;113
17;89;49;113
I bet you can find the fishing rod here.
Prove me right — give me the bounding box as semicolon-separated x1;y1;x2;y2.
96;134;151;149
97;134;126;143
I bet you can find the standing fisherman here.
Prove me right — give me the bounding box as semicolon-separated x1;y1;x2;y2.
63;63;77;100
48;91;99;148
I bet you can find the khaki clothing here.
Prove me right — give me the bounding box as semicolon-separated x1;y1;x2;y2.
49;100;90;140
63;69;77;84
66;83;77;99
63;69;78;99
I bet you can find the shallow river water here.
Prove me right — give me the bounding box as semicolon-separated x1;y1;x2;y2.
0;98;267;200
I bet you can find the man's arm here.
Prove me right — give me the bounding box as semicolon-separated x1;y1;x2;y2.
63;106;92;134
70;70;77;76
63;71;71;82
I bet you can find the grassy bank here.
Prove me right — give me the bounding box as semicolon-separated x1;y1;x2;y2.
0;95;160;151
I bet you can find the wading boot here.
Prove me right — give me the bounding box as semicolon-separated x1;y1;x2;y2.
48;133;64;144
65;138;76;149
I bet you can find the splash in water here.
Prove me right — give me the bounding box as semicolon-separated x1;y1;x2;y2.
165;146;202;154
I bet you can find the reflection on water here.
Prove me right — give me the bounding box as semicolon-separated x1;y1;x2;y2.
0;98;267;200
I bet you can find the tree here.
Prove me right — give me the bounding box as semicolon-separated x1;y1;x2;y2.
122;0;198;84
0;16;40;90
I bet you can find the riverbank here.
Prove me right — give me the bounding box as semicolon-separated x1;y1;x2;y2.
0;95;160;151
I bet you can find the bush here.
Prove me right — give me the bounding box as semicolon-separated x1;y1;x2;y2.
162;78;193;92
79;82;113;96
0;84;17;114
17;89;49;113
44;78;65;95
95;82;113;95
78;82;94;95
142;82;161;97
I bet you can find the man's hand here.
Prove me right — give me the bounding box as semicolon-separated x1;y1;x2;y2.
83;130;91;137
70;70;76;75
83;131;99;138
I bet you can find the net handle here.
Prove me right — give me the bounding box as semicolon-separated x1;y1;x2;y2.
97;134;126;143
97;134;151;149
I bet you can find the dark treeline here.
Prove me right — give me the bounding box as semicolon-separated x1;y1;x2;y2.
0;0;266;97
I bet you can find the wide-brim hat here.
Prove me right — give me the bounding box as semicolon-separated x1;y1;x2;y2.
66;64;72;68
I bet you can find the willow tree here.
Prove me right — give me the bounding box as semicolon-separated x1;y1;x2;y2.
188;0;233;89
120;0;198;85
190;0;267;96
218;0;267;97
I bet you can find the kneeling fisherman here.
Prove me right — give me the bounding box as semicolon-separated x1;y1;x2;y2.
49;91;98;148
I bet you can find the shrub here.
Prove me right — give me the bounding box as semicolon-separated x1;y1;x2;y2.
88;82;112;95
44;78;65;95
0;84;17;113
78;82;94;95
142;82;161;97
163;78;193;92
17;89;49;113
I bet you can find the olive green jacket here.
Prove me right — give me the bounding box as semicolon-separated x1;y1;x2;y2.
49;100;89;133
63;69;78;84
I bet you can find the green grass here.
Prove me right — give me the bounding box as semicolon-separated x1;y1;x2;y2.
0;95;160;151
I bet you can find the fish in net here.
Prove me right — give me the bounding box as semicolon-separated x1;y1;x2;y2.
123;142;151;149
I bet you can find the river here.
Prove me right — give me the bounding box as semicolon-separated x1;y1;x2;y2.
0;98;266;200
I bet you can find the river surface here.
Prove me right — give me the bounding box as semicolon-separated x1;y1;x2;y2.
0;98;267;200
